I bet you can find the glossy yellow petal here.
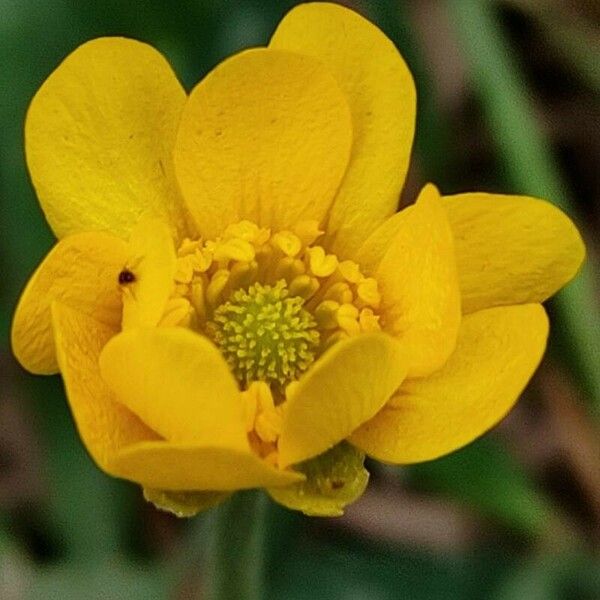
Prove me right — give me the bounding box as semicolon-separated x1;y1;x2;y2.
270;3;416;256
121;217;176;329
371;184;461;378
108;441;304;491
99;327;247;449
278;333;407;468
350;304;548;463
174;48;352;238
25;37;188;240
51;303;157;472
355;206;410;276
443;193;586;313
12;232;127;374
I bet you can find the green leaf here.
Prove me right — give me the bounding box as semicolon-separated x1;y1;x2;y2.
407;438;556;538
268;442;369;516
492;553;600;600
447;0;600;415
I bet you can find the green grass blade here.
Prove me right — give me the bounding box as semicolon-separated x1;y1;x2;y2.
448;0;600;413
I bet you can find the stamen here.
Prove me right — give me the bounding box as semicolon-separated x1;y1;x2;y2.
306;246;338;278
271;231;302;257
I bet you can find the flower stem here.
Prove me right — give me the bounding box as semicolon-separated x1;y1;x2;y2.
205;490;268;600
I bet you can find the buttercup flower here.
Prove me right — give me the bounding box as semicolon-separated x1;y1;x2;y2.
12;3;584;516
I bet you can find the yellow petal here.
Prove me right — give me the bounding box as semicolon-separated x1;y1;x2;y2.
371;184;461;378
354;206;411;276
51;302;158;471
99;327;247;450
25;37;188;240
270;3;416;256
443;193;586;313
12;232;127;374
174;48;352;238
121;217;176;329
108;441;304;491
350;304;548;463
278;333;407;468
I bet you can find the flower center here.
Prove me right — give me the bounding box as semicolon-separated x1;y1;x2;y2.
207;280;320;388
160;219;384;394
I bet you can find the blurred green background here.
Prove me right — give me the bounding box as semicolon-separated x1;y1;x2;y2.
1;1;599;598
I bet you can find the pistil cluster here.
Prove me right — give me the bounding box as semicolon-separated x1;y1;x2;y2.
207;280;320;389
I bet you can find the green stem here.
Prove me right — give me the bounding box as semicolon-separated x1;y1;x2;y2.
205;491;268;600
448;0;600;414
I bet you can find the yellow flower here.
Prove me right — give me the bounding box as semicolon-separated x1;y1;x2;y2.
11;3;584;516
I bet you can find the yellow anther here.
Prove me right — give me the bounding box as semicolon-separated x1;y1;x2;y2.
251;381;274;410
194;248;213;273
271;231;302;257
255;228;272;246
314;300;340;330
223;220;256;240
174;283;189;297
249;382;283;443
337;303;360;335
324;281;353;305
256;409;282;444
243;392;258;433
206;269;230;308
338;303;358;319
242;391;257;432
190;279;207;321
263;451;279;467
357;277;381;308
159;297;193;327
174;255;195;283
224;220;270;245
307;246;338;278
177;238;201;257
213;238;255;263
289;274;320;300
338;260;362;283
275;257;305;282
285;380;299;399
359;307;381;332
241;381;273;433
292;220;323;247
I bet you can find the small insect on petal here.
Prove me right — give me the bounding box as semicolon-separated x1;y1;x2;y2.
118;269;136;285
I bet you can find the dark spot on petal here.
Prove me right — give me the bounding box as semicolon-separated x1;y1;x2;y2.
118;269;136;285
330;480;345;490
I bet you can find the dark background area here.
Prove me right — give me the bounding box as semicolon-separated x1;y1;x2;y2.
1;1;599;598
